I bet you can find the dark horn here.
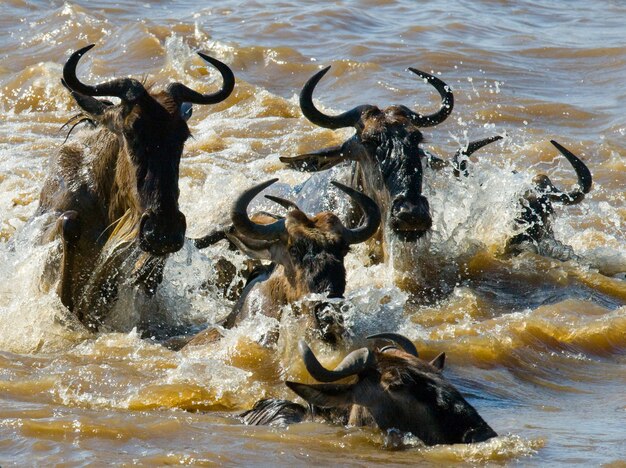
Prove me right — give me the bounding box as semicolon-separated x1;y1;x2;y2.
547;140;592;205
264;195;301;212
298;340;373;383
231;179;286;241
367;333;419;357
299;66;370;129
453;135;504;178
167;52;235;105
332;181;381;245
63;44;146;101
406;68;454;127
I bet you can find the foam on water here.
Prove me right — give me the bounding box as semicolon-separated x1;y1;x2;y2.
0;4;624;463
0;30;623;364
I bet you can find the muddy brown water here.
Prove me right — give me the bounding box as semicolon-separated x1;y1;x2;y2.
0;0;625;465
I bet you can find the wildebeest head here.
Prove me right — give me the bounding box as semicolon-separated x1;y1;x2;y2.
510;140;592;245
286;333;497;445
230;179;381;300
62;44;234;256
281;67;455;241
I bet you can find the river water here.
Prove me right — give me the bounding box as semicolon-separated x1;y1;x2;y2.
0;0;625;465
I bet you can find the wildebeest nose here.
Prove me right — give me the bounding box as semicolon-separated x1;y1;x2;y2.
389;195;432;233
139;211;186;255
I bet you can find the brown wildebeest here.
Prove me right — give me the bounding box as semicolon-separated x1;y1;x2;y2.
280;66;501;263
505;140;592;261
184;178;380;346
240;333;498;446
37;44;234;330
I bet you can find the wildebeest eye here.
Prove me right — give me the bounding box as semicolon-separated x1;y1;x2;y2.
180;102;193;121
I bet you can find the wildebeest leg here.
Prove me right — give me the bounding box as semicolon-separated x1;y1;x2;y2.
175;326;223;350
57;211;81;314
222;263;275;329
191;226;253;299
425;152;448;170
537;237;580;262
313;302;346;345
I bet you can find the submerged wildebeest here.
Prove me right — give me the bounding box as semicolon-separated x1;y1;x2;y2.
37;44;234;330
280;66;501;263
505;140;592;262
184;178;380;346
240;333;497;446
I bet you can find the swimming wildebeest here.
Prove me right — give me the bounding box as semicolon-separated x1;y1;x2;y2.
184;178;380;346
240;333;497;446
37;44;234;330
505;140;592;262
280;66;501;263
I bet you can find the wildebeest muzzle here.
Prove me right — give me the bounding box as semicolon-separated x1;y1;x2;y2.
139;210;186;255
389;194;432;239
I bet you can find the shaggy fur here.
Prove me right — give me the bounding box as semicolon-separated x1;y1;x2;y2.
38;88;190;329
285;104;432;257
227;209;350;331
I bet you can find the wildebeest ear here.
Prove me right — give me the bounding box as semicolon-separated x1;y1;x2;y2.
72;92;112;117
280;145;350;172
62;79;112;117
226;231;274;261
429;352;445;371
285;381;354;407
423;149;449;171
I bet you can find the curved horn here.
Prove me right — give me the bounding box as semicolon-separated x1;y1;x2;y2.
231;179;286;241
367;333;419;357
453;135;504;178
547;140;593;205
166;52;235;105
299;66;371;129
298;340;373;383
63;44;147;101
406;68;454;127
264;195;301;212
331;181;381;245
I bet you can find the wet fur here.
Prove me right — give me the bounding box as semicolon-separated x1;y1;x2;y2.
225;210;350;328
284;105;432;263
38;90;190;329
243;347;497;446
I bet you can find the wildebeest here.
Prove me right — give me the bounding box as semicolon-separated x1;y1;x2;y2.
184;178;380;346
280;66;501;262
505;140;592;262
37;44;234;330
240;333;497;446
